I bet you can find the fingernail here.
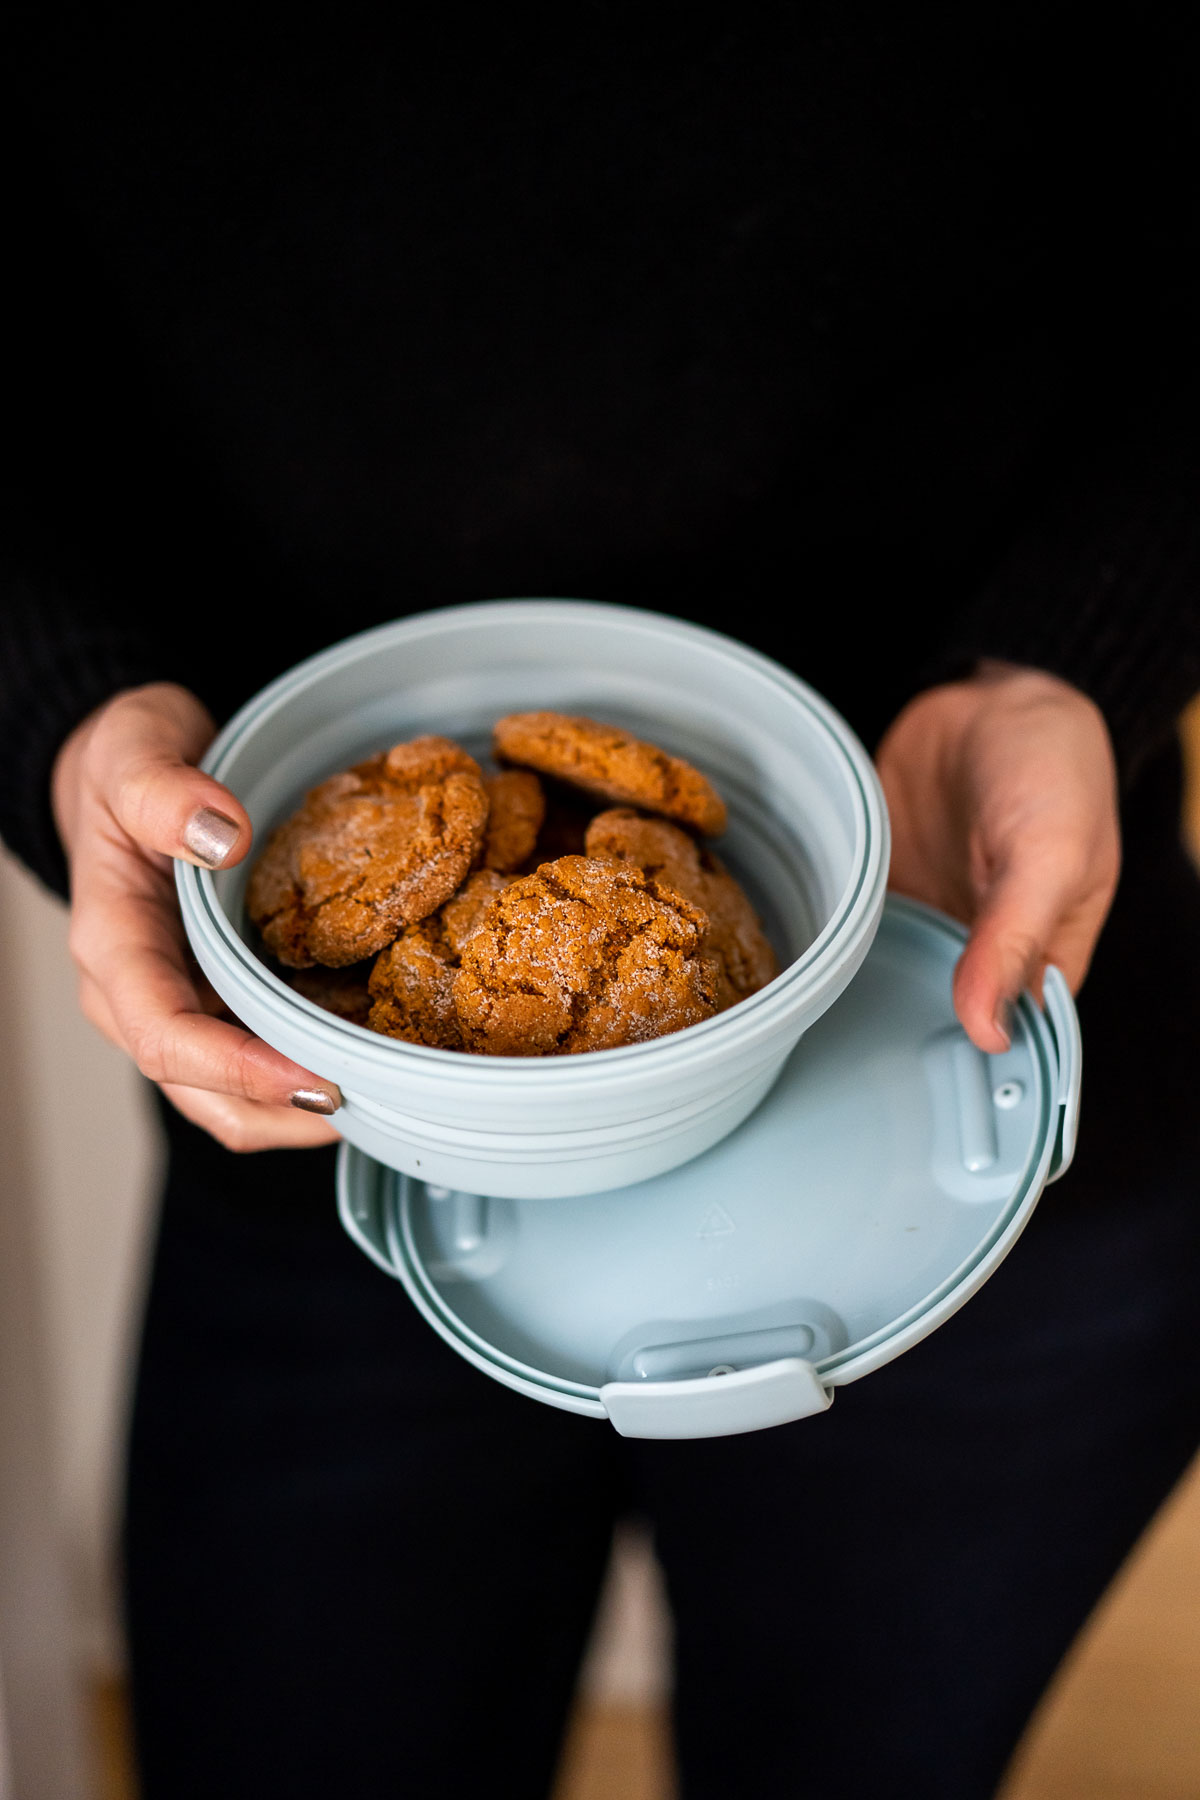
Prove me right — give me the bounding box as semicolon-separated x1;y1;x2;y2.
183;807;241;869
993;1001;1013;1051
290;1087;342;1115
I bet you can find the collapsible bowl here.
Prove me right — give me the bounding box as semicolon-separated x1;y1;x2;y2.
176;599;891;1198
177;599;1081;1437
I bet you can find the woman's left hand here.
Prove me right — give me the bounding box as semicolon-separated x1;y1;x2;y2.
875;660;1122;1052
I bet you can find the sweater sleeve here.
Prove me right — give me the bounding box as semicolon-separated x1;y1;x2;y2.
924;21;1200;789
0;551;187;899
927;437;1200;789
2;132;197;897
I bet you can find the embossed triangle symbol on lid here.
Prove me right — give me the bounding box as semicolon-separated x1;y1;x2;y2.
697;1204;736;1238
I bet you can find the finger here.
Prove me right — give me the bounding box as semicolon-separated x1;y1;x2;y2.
954;825;1117;1055
87;685;252;869
161;1083;342;1153
114;968;341;1110
85;945;342;1140
77;970;128;1052
951;851;1077;1053
77;883;341;1110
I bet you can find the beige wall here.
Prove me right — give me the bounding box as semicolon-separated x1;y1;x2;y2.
0;850;160;1676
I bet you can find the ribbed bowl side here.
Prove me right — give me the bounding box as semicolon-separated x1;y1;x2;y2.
177;600;889;1196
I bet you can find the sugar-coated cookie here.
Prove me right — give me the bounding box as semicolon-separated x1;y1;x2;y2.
493;711;727;837
452;854;720;1055
479;770;546;872
246;736;488;967
367;871;512;1048
585;809;778;1007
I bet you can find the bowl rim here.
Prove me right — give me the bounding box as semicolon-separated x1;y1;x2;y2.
176;597;890;1080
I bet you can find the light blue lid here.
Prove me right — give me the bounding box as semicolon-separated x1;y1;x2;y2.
338;897;1080;1438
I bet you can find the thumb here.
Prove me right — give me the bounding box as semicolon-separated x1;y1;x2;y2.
94;683;252;869
951;856;1066;1054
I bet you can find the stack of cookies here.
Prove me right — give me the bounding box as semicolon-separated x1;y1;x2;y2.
246;712;779;1056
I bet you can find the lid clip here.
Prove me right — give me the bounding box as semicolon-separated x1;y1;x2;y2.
1042;965;1082;1183
600;1357;833;1439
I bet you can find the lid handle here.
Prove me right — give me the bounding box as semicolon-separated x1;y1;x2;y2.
335;1143;400;1276
1041;965;1082;1183
600;1358;833;1439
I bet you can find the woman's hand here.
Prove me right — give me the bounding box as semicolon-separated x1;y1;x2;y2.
52;682;342;1151
875;661;1121;1052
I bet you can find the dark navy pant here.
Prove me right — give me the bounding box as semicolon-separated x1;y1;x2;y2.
124;838;1200;1799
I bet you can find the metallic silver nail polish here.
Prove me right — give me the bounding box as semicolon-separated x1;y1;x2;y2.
290;1088;341;1115
183;807;241;869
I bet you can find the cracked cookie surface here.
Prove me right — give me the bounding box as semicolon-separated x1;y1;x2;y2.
585;809;779;1008
453;854;720;1055
493;711;727;836
246;736;488;967
367;871;512;1048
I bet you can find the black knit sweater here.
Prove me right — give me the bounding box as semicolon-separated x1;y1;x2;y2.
5;10;1199;901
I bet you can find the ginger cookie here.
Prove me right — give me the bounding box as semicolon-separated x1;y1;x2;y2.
368;870;511;1048
479;769;545;872
440;869;514;953
284;961;374;1027
585;809;779;1008
493;711;727;837
246;736;488;968
453;854;720;1056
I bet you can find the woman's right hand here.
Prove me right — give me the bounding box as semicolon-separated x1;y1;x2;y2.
52;682;343;1152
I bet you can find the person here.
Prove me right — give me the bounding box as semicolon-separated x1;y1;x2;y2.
5;13;1200;1797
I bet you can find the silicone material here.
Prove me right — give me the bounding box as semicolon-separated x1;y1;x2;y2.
1042;966;1083;1181
601;1359;834;1439
337;899;1082;1437
176;600;889;1197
